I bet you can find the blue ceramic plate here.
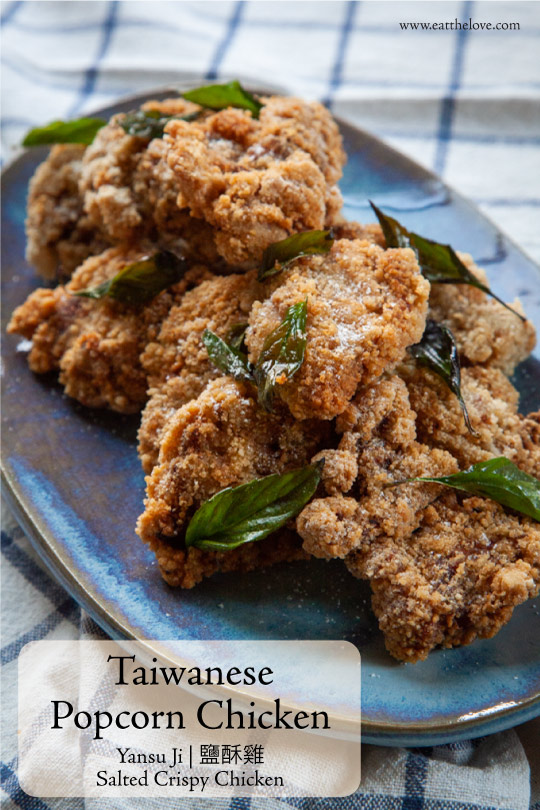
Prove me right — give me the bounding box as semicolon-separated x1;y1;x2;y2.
2;90;540;747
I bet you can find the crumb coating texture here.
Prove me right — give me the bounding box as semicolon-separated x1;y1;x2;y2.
8;245;209;412
138;271;264;472
137;377;331;586
246;240;430;420
165;96;346;266
346;492;540;661
26;144;107;278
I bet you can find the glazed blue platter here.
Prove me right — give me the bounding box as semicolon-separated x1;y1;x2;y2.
2;90;540;747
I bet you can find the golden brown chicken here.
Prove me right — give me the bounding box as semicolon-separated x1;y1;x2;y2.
8;245;210;412
137;377;331;587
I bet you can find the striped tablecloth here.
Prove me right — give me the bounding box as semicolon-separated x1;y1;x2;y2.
1;2;539;808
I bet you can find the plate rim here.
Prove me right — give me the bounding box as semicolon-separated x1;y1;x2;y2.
2;85;540;746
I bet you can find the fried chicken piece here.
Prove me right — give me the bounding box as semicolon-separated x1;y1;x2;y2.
79;99;221;264
132;136;221;265
331;220;385;247
8;245;209;413
428;254;535;374
138;224;390;472
245;239;430;420
346;491;540;662
165;96;345;266
296;375;457;559
25;144;107;278
137;377;330;587
79;109;154;242
151;528;308;589
401;362;540;477
138;271;265;472
367;222;535;373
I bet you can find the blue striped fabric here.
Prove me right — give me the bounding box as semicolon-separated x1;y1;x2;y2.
1;2;539;808
433;0;473;175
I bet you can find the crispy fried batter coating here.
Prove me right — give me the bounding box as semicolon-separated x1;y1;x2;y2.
132;136;221;265
79;99;221;264
299;369;540;661
331;220;385;247
14;88;540;656
150;528;308;589
138;271;265;472
165;97;345;266
79;119;147;241
346;492;540;662
8;245;208;412
138;226;391;472
401;361;540;477
245;239;430;420
368;222;535;373
137;377;330;587
25;144;107;278
296;375;457;559
429;254;535;374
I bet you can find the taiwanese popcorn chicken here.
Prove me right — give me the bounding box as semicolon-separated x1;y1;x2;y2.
296;375;458;560
136;377;330;587
164;96;346;266
138;271;265;473
79;99;222;264
346;492;540;662
8;245;210;412
10;85;540;661
400;362;540;478
367;221;536;373
26;144;107;278
429;254;535;375
245;239;430;420
297;373;540;662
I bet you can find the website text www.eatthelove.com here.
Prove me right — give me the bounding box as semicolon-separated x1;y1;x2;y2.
400;19;520;31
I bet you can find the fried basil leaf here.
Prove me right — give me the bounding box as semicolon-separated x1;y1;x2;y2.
204;304;308;411
22;117;107;146
259;230;334;281
185;461;324;551
226;322;249;351
120;108;199;139
409;457;540;522
254;299;308;410
370;202;525;321
74;251;187;305
409;319;476;435
202;329;254;383
183;80;263;118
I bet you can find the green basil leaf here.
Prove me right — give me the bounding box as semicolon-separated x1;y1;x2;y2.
259;230;334;281
409;319;476;435
185;461;324;551
74;251;187;305
254;299;308;410
120;108;199;140
22;117;107;147
409;457;540;522
226;322;249;351
182;80;263;119
369;202;412;250
370;202;525;321
202;329;254;383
